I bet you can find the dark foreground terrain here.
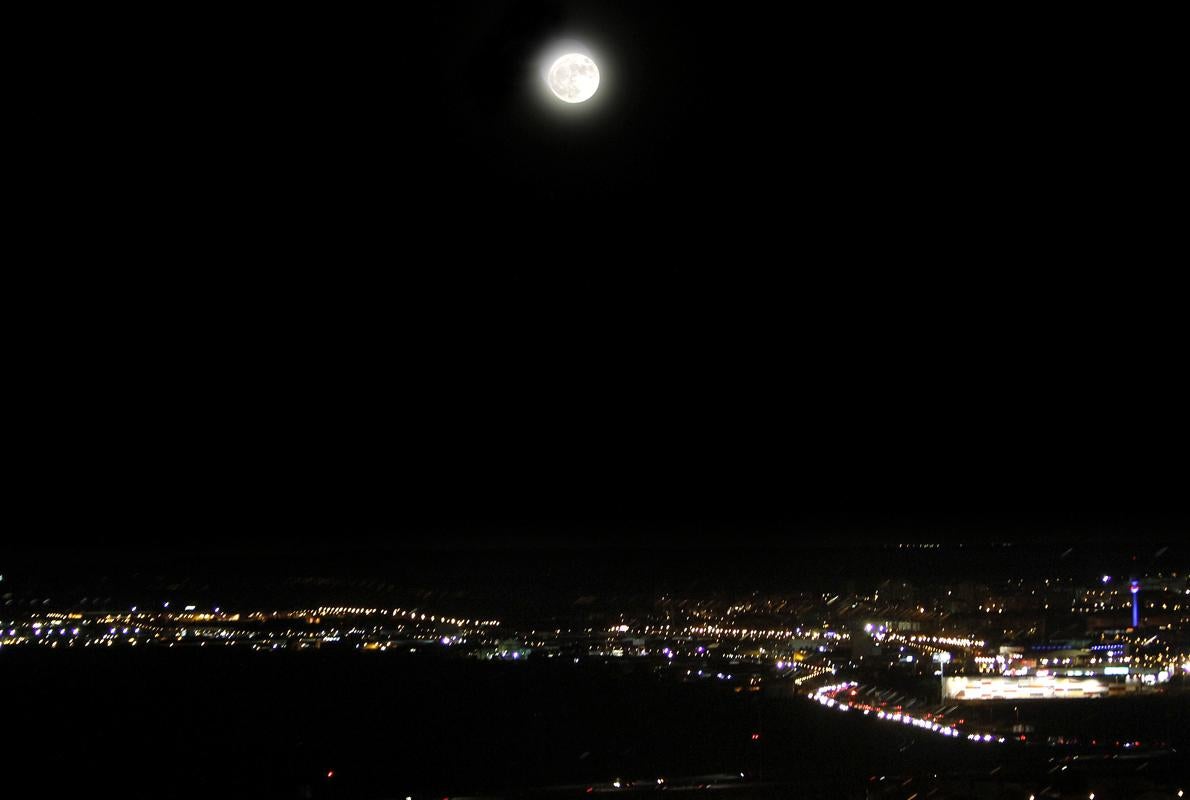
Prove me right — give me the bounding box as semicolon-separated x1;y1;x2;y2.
2;648;1186;799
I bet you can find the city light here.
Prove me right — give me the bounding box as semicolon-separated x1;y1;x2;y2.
4;538;1186;798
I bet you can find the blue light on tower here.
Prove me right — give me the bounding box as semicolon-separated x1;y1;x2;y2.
1130;580;1140;628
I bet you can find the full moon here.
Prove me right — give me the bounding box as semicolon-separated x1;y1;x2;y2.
547;53;600;104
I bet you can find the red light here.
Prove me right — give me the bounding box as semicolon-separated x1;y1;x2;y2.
751;733;760;741
326;770;335;779
586;788;594;794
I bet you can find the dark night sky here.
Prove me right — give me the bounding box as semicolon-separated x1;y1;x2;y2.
13;4;1184;555
24;3;1180;273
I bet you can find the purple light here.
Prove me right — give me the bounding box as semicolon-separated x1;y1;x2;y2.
696;646;706;654
1102;575;1111;584
1131;580;1140;628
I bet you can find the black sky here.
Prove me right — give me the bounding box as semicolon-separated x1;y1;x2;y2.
13;3;1185;555
25;2;1180;266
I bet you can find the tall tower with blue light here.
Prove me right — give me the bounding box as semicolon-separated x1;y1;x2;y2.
1130;579;1140;628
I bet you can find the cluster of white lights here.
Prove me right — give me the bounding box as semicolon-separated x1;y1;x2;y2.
312;607;500;627
688;625;820;639
810;682;1016;744
792;665;836;686
908;634;986;649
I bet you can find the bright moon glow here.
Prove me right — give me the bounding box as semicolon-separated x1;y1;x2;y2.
547;53;600;103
